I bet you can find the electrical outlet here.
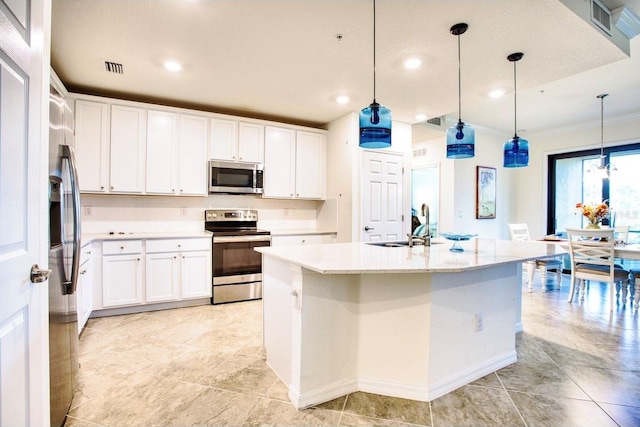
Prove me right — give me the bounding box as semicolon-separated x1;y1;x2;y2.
474;312;484;332
85;206;92;217
180;207;187;217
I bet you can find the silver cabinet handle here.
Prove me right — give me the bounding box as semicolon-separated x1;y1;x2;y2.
30;264;52;283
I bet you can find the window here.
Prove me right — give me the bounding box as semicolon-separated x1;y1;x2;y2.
548;143;640;243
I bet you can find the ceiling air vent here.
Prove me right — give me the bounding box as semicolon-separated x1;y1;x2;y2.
104;61;124;74
591;0;612;36
426;117;442;126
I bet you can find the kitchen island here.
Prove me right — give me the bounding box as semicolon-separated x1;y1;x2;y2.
256;238;566;409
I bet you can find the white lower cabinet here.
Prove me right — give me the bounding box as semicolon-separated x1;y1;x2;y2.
77;242;94;334
145;238;211;303
102;240;144;308
271;233;336;247
95;237;211;313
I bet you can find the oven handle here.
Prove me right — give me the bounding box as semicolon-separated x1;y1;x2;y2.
213;235;271;243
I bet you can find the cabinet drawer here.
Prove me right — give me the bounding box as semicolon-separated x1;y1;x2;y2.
80;243;93;265
146;238;211;253
103;240;143;255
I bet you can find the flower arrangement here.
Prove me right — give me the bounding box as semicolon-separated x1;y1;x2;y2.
575;202;609;227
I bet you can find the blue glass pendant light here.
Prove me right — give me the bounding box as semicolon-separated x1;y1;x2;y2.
359;0;391;148
503;52;529;168
446;23;474;159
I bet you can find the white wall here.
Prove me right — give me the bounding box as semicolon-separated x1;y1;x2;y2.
413;128;516;240
326;114;412;243
80;193;323;234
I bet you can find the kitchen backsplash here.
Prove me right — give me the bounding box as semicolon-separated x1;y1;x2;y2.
80;194;336;234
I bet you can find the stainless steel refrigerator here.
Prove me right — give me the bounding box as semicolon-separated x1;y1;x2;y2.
48;83;81;427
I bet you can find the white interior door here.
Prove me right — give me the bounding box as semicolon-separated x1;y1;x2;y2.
0;0;50;425
362;150;404;242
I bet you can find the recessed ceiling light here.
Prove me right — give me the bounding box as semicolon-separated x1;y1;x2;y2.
415;113;427;122
404;58;421;70
489;89;506;98
164;61;182;72
336;95;350;104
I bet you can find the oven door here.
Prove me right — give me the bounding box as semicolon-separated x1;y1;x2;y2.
212;235;270;283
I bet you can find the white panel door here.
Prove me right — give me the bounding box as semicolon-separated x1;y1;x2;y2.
0;0;49;425
362;150;404;242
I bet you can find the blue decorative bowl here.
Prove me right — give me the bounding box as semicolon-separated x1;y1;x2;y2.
439;232;478;252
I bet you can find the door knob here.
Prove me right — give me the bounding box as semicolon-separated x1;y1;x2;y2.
364;226;374;231
30;264;52;283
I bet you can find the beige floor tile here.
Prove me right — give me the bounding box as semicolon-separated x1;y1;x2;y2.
342;391;431;425
243;398;342;426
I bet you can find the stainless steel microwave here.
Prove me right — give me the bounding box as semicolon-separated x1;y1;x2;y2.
208;160;263;194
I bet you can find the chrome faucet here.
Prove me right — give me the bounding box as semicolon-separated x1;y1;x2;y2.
407;232;431;247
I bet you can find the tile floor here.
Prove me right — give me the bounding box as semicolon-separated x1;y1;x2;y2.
65;274;640;427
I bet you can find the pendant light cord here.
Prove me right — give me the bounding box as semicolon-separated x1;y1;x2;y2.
600;94;604;157
513;60;517;137
373;0;376;101
457;33;461;122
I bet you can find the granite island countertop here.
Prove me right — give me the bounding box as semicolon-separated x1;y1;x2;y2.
256;238;566;274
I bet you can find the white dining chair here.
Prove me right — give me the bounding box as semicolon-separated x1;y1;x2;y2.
566;227;630;311
508;223;563;292
630;269;640;312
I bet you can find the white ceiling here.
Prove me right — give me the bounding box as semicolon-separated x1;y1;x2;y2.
51;0;640;142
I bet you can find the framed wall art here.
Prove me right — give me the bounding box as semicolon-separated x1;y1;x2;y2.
476;166;496;219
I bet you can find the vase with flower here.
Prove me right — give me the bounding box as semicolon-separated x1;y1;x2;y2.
575;202;609;229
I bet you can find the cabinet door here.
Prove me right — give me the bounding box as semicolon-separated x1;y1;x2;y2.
263;126;295;198
295;131;326;199
110;105;146;193
238;122;264;163
178;115;208;195
209;118;237;161
146;252;180;302
77;258;93;334
181;251;211;299
102;254;143;307
146;110;178;194
75;100;109;192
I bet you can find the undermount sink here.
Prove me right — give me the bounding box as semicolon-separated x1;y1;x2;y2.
366;240;442;247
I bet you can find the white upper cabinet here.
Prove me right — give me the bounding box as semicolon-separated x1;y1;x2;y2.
110;105;146;193
210;118;263;163
263;127;326;199
295;131;326;199
263;126;295;198
238;122;264;163
146;111;208;196
146;110;178;194
74;100;109;193
177;115;208;195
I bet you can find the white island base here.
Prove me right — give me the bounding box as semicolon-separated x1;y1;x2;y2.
262;253;523;409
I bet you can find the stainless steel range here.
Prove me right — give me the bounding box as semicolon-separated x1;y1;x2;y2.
205;209;271;304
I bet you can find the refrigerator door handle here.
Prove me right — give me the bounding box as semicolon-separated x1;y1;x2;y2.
61;144;81;295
